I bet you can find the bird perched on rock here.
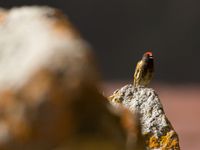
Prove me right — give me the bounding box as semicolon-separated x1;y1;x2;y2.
133;51;154;87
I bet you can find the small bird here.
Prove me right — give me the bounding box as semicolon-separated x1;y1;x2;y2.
133;51;154;87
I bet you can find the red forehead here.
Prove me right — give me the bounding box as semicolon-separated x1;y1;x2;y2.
145;51;153;56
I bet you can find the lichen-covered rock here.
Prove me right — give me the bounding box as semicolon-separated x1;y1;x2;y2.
0;6;138;150
0;6;148;150
109;84;180;150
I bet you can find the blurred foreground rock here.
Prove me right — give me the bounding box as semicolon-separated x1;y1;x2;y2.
109;85;180;150
0;6;145;150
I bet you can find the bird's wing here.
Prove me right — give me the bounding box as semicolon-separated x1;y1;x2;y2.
134;61;143;79
133;61;143;86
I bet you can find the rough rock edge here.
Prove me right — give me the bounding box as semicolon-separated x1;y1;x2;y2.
109;84;180;150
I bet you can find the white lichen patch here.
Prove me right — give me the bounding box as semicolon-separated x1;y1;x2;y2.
109;84;172;137
0;6;91;90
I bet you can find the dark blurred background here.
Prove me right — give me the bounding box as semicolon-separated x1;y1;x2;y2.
1;0;200;83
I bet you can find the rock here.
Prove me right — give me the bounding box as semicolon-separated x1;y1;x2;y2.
109;84;180;150
0;6;94;149
0;7;106;150
119;107;145;150
0;6;134;150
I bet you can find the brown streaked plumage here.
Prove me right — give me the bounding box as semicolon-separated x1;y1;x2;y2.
133;51;154;87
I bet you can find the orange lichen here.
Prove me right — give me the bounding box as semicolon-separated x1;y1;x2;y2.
0;9;6;23
160;131;179;149
147;131;179;150
148;135;159;149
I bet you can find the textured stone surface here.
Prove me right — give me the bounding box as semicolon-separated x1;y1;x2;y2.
0;6;146;150
109;84;180;150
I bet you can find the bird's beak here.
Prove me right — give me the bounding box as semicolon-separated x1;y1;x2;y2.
149;56;153;59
